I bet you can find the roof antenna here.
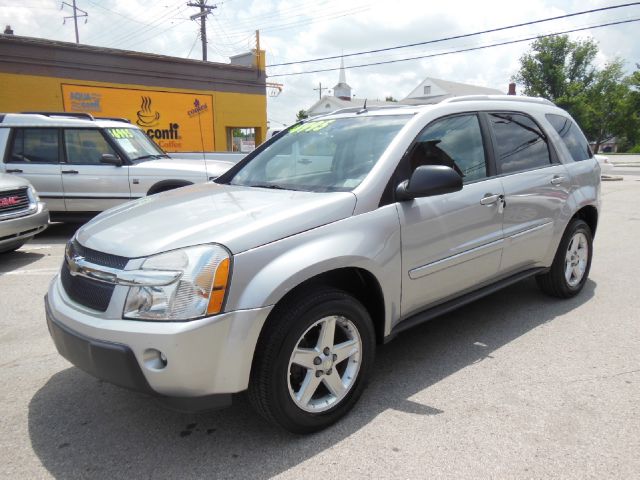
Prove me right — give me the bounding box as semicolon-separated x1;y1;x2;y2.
357;98;368;114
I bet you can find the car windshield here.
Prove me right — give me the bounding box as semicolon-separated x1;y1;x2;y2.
226;115;410;192
104;127;167;161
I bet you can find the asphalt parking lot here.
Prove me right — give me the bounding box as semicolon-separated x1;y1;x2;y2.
1;174;639;479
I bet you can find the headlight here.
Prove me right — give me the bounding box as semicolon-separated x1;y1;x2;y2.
27;186;40;204
123;244;231;321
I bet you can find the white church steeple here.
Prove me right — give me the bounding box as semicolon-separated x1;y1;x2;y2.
332;57;352;101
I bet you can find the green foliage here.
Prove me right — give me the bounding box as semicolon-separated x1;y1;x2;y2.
513;35;638;152
629;144;640;153
385;96;398;102
513;36;598;101
580;60;628;151
296;109;309;121
620;70;640;149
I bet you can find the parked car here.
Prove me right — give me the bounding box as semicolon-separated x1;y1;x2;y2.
45;96;600;433
0;112;235;221
594;154;614;175
0;173;48;253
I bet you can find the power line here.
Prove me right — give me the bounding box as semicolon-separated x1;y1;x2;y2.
267;17;640;77
108;5;186;47
83;0;149;26
215;4;369;41
186;32;200;58
267;2;640;68
85;2;184;44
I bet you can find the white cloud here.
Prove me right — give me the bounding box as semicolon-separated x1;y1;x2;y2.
1;0;639;129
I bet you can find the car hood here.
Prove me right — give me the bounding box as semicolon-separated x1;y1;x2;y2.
131;158;235;180
76;183;357;257
0;172;31;190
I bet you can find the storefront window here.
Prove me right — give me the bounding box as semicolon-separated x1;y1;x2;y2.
227;127;257;153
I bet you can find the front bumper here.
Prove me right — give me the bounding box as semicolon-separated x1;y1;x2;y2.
46;275;273;404
0;202;48;248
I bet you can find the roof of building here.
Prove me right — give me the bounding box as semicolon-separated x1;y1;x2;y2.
0;34;265;95
306;96;399;116
402;76;504;104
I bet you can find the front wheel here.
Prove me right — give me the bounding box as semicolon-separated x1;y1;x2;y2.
536;219;593;298
0;240;26;253
248;287;375;433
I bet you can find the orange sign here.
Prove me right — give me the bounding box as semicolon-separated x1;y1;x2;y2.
61;84;215;152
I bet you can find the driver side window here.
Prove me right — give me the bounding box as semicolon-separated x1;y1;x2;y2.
409;114;488;183
64;129;117;165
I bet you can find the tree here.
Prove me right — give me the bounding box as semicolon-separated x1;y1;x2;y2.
513;35;598;102
580;60;629;152
385;96;398;102
513;35;632;152
620;69;640;150
296;109;309;121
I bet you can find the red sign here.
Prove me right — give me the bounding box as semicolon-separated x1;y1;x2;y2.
0;196;20;208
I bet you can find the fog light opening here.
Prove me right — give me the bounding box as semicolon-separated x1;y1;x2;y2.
143;348;168;370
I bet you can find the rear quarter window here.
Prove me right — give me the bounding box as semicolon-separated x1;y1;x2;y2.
545;114;593;162
489;113;551;175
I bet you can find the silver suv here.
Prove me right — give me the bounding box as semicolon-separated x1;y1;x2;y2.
0;112;237;221
45;96;600;433
0;173;49;252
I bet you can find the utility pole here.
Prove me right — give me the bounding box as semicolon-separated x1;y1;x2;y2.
61;0;88;44
187;0;217;62
313;82;329;100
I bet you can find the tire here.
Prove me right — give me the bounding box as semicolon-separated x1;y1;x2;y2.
536;219;593;298
0;241;26;254
248;287;376;433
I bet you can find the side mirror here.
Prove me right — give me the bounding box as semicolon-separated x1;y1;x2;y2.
100;153;123;167
396;165;462;201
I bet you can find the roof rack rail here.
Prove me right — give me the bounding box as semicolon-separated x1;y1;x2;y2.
21;111;95;120
94;116;131;123
441;95;555;106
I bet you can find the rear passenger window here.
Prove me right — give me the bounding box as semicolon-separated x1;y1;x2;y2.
409;114;487;183
9;128;59;164
490;113;551;174
545;114;592;162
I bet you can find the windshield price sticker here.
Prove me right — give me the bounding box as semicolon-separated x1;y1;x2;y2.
107;128;135;139
290;120;334;134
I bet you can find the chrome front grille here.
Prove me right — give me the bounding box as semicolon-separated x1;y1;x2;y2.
71;240;129;269
61;240;130;312
61;262;115;312
0;187;30;216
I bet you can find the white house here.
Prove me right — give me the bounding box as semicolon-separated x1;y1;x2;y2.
401;77;504;105
305;62;505;116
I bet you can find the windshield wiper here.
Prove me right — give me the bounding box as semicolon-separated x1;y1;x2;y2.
132;154;163;161
248;183;298;191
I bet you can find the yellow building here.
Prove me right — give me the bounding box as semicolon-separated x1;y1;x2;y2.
0;35;266;152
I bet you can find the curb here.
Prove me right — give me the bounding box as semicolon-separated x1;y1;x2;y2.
601;175;624;181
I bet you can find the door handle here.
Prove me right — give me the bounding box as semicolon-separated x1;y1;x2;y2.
480;194;501;205
61;169;79;174
550;175;565;185
5;168;23;173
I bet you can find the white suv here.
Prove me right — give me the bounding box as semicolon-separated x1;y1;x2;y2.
0;112;237;221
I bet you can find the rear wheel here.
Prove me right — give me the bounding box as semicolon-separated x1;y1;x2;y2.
536;219;593;298
248;287;375;433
